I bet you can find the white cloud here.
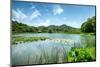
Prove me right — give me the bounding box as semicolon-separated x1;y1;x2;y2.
17;9;27;20
53;5;64;15
12;8;41;23
12;9;27;22
30;9;41;20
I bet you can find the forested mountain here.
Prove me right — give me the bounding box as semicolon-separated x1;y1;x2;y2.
81;16;96;33
12;21;80;33
12;16;96;34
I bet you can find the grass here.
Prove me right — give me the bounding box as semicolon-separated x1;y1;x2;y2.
12;36;49;45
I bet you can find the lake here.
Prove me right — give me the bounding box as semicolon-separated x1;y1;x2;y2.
11;33;95;65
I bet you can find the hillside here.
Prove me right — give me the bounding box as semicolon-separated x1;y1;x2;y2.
12;21;80;33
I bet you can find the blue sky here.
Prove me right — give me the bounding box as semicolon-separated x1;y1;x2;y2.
12;1;95;28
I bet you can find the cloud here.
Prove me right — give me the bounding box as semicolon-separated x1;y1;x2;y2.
12;8;41;23
30;9;41;20
12;9;27;22
53;5;64;15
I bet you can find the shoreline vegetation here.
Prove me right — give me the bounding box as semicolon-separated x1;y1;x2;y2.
12;36;77;45
12;36;49;45
65;46;96;62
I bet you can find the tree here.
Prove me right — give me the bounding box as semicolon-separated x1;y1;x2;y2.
81;16;96;33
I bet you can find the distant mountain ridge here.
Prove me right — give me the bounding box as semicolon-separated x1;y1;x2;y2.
12;21;80;33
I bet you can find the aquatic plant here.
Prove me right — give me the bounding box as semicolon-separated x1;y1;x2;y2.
33;44;67;64
12;36;49;45
12;41;70;65
46;39;75;44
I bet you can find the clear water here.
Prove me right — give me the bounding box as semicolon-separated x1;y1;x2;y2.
12;33;95;65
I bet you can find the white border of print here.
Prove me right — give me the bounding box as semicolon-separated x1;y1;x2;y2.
18;0;96;5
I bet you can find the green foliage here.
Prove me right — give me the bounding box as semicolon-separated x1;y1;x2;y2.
12;36;49;45
67;47;96;62
12;21;38;33
81;16;96;33
12;21;80;34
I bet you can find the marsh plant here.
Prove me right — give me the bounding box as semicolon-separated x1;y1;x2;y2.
12;36;90;65
12;36;49;45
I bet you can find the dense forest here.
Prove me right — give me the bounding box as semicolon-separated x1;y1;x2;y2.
81;16;96;33
12;16;96;34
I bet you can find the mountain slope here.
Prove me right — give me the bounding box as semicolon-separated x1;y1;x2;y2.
12;21;80;33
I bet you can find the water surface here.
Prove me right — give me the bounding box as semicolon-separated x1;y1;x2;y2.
12;33;95;65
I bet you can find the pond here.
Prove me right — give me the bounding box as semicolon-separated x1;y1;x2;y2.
11;33;95;65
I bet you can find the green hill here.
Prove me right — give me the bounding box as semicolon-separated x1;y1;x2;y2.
12;21;80;33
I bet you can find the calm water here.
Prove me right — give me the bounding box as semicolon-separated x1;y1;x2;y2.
12;33;95;65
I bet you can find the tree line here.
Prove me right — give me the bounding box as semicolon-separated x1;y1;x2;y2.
12;16;96;34
12;21;80;33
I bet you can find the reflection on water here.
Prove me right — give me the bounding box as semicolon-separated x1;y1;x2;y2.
12;33;95;65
